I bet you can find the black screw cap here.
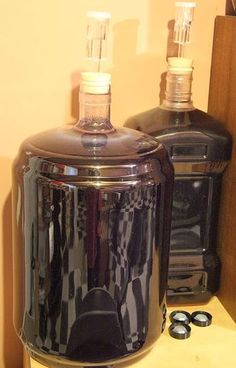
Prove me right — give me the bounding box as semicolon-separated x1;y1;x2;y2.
169;322;191;339
170;310;191;325
191;311;212;327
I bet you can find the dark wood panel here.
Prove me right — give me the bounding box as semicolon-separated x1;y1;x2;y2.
208;15;236;321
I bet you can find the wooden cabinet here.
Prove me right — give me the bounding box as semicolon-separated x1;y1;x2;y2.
208;15;236;322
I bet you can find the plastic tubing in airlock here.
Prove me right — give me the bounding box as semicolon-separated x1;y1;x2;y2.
86;11;111;71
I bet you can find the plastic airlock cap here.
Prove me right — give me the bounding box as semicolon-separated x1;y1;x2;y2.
80;72;111;94
175;2;196;8
168;57;193;73
87;11;111;20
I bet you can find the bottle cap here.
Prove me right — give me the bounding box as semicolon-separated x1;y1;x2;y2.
169;322;191;339
80;72;111;94
170;310;191;325
191;311;213;327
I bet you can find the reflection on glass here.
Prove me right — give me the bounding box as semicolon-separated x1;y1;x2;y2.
171;177;211;253
168;272;207;295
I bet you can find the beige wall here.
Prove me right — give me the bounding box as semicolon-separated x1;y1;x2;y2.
0;1;226;367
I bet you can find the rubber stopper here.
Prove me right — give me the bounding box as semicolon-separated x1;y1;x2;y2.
80;72;111;94
168;57;193;73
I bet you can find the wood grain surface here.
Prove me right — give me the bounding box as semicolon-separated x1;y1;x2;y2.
208;15;236;322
